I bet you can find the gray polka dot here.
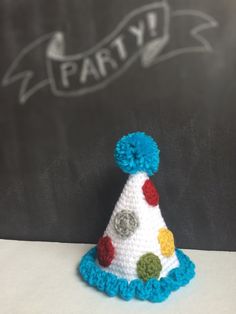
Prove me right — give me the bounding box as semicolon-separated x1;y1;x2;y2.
114;210;139;238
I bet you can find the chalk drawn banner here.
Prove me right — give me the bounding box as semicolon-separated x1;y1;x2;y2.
2;1;218;104
47;3;169;96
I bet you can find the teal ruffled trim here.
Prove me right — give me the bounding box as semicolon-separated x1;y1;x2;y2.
78;247;195;302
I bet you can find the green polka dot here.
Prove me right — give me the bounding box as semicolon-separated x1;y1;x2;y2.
137;253;162;281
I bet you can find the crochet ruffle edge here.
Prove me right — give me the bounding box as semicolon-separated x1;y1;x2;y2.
78;247;195;302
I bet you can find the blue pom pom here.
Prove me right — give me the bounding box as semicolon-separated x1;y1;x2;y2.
114;132;160;176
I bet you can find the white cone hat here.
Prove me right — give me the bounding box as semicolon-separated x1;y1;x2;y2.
100;171;179;281
79;132;195;302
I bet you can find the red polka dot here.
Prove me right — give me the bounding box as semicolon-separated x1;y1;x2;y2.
97;236;115;267
142;179;159;206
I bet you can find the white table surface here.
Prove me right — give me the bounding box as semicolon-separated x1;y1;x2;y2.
0;239;235;314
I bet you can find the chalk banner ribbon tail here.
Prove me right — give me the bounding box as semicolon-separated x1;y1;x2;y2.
46;2;170;96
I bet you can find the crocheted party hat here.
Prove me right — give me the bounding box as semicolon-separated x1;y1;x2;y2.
79;132;195;302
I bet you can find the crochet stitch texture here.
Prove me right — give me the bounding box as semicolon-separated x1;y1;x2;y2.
97;236;115;267
137;253;162;281
78;247;195;302
114;210;139;239
101;172;180;281
158;228;175;257
78;132;196;302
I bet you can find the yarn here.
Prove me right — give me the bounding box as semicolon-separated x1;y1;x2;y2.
137;253;162;281
114;210;139;239
78;132;196;302
78;247;195;302
103;172;179;281
97;236;115;267
142;179;159;206
114;132;160;176
158;228;175;257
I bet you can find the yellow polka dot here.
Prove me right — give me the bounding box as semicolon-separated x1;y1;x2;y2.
158;228;175;257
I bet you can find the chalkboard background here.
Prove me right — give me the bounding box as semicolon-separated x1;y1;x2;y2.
0;0;235;250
